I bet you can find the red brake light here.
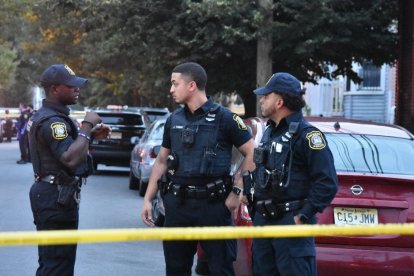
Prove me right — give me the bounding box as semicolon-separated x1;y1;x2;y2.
149;147;157;158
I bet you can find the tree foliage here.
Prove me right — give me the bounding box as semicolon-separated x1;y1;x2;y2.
1;0;399;117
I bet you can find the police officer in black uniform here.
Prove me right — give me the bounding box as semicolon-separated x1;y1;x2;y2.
28;64;111;276
141;62;255;276
247;72;338;275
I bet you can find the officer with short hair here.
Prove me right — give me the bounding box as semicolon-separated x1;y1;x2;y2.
141;62;256;276
28;64;111;276
248;72;338;275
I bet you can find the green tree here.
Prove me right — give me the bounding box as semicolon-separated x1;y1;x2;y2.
0;44;18;105
7;0;399;117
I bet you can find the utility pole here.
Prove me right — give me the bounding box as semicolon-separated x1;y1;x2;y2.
256;0;273;116
396;0;414;133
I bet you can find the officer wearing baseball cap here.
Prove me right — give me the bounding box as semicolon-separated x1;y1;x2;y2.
248;72;338;275
28;64;111;276
40;64;88;87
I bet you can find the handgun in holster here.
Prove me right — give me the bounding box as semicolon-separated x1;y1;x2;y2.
158;174;170;196
56;172;79;207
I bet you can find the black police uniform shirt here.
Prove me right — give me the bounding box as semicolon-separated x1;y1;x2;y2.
256;111;338;220
162;97;252;181
28;100;87;176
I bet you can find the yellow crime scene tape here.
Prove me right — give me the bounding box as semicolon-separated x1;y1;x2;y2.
1;223;414;246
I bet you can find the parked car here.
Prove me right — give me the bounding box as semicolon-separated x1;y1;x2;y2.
138;107;169;123
130;118;166;196
152;116;414;275
89;108;149;170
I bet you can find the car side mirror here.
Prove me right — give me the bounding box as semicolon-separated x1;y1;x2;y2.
153;145;161;156
130;136;140;144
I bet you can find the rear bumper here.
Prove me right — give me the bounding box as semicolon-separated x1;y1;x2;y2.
90;148;131;167
317;244;414;276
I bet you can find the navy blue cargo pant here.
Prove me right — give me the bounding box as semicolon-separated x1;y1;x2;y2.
252;211;316;276
162;192;236;276
29;181;79;276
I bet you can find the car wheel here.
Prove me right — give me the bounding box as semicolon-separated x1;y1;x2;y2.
129;171;139;190
139;180;148;197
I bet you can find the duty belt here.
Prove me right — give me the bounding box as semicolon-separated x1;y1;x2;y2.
38;174;58;184
255;199;305;219
170;179;229;201
37;174;82;185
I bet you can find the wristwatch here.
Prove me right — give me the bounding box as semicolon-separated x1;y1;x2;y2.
298;214;309;224
232;186;242;196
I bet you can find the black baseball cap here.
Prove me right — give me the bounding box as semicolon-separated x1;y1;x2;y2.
254;72;302;96
40;64;88;88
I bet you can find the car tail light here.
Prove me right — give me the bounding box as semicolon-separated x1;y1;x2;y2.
149;146;157;158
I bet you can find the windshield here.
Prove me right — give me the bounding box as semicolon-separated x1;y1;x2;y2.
326;134;414;175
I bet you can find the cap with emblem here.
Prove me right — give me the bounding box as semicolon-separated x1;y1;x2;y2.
254;72;302;96
40;64;88;88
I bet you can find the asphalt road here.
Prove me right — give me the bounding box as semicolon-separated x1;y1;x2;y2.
0;140;170;276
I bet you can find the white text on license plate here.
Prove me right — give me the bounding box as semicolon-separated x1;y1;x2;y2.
333;207;378;225
110;132;122;139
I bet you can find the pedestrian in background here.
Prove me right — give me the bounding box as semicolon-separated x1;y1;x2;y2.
248;72;338;275
17;104;33;164
28;64;111;276
3;109;13;142
141;62;255;276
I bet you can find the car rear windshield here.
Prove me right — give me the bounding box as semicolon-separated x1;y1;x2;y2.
99;113;143;126
146;111;168;122
327;133;414;175
150;123;165;140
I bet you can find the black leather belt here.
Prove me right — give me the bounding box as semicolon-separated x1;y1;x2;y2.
255;199;306;219
39;175;58;184
184;186;209;199
37;174;81;185
170;180;229;200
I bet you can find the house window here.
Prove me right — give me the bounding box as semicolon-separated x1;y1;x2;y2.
332;85;342;113
359;62;381;90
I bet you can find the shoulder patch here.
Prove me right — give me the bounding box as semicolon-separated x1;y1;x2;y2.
51;122;68;140
233;114;247;130
306;131;326;150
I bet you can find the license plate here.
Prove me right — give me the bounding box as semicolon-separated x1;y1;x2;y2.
333;207;378;225
110;132;122;139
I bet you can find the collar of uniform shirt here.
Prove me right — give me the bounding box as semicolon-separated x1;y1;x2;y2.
42;99;70;115
184;97;215;117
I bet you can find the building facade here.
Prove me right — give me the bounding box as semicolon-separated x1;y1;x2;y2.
304;64;396;124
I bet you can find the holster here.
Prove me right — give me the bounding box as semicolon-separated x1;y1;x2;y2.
242;171;254;204
208;180;227;201
255;199;283;220
56;171;80;207
172;184;184;205
158;174;170;196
